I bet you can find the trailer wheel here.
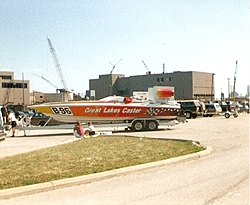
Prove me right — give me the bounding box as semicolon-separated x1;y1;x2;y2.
39;121;46;126
146;120;158;131
225;113;230;119
132;120;144;131
233;113;238;118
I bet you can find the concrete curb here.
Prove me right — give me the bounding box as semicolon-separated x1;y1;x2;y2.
0;133;6;142
0;146;213;200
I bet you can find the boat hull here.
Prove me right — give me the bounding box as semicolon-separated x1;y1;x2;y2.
29;101;180;123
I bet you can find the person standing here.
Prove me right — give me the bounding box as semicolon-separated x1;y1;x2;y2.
7;111;18;137
73;121;85;138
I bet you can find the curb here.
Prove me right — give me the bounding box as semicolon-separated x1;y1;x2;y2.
0;133;6;142
0;146;213;200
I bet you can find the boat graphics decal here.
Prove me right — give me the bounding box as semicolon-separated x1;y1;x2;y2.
49;105;178;118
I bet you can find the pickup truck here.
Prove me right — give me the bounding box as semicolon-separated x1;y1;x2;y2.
177;100;202;119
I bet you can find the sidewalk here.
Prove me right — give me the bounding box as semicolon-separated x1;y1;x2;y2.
0;125;114;158
0;128;76;158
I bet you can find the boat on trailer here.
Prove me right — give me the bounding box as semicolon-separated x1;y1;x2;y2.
28;86;182;131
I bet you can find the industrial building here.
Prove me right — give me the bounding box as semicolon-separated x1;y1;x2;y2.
0;71;30;111
89;71;215;100
0;70;215;111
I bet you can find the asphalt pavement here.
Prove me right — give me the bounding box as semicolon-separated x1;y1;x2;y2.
0;119;214;199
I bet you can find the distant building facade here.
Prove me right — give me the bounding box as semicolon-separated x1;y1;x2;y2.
0;71;30;111
89;71;215;100
30;90;73;104
30;91;66;104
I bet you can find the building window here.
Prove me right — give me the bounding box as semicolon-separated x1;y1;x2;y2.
194;94;214;98
166;77;172;82
0;75;11;80
157;78;164;83
2;82;27;88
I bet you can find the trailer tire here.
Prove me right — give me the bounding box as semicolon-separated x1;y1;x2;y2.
39;121;46;126
233;113;238;118
132;120;144;131
146;120;158;131
225;113;230;119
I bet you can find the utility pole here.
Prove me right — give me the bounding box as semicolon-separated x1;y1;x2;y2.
227;78;230;100
232;60;238;101
22;73;25;111
211;73;215;101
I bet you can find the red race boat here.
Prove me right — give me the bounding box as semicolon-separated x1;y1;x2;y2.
29;87;182;131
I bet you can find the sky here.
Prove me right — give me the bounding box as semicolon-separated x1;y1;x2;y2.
0;0;249;99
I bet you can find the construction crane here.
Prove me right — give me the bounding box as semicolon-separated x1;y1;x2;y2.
47;36;69;92
142;60;151;75
232;60;238;101
32;73;58;90
109;58;122;74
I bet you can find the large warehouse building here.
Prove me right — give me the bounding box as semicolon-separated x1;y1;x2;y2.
89;71;215;100
0;71;215;111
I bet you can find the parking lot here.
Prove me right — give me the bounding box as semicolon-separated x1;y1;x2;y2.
0;113;248;159
0;113;249;204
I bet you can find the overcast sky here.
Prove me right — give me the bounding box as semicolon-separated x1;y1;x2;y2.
0;0;249;98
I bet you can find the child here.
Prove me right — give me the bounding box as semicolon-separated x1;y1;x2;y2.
73;121;85;138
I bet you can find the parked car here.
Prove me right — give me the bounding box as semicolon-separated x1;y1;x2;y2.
177;100;202;119
214;101;228;112
203;103;222;117
30;112;66;126
225;101;238;113
23;110;34;117
240;102;249;113
234;102;244;113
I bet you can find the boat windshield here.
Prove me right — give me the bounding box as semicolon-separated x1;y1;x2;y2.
98;96;125;103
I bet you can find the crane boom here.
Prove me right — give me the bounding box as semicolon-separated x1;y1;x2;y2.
32;73;58;89
142;60;149;71
142;60;151;74
110;58;122;74
47;36;68;91
232;60;238;101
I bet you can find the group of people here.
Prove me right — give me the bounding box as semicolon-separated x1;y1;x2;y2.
6;108;95;139
73;121;96;138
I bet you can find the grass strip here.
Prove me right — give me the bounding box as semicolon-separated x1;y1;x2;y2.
0;135;204;190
